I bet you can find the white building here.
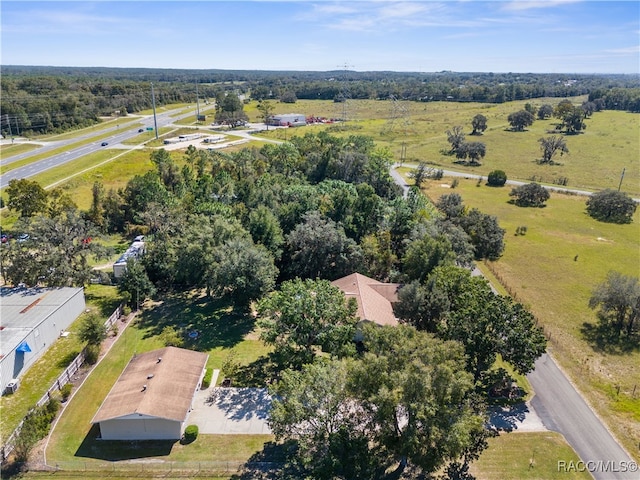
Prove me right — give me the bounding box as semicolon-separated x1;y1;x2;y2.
0;287;86;394
267;114;307;127
92;347;208;440
113;239;145;279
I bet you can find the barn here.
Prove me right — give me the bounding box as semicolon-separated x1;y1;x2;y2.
0;286;86;395
92;346;208;440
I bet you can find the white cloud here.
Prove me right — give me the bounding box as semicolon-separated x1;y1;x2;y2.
501;0;582;12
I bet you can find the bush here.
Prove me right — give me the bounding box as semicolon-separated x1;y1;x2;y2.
487;170;507;187
202;368;213;389
84;343;100;365
451;178;459;189
183;425;198;444
586;189;637;224
60;383;73;402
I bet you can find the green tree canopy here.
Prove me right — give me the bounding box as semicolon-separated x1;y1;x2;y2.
507;110;535;131
6;179;48;218
586;189;637;224
257;278;358;366
78;313;107;346
589;271;640;336
509;182;551;207
268;325;488;477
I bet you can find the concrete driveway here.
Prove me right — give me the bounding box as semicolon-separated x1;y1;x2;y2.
187;387;272;435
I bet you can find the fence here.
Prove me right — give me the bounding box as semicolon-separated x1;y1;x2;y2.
1;303;124;462
31;460;283;476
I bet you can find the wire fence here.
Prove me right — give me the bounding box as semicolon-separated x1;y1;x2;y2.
1;304;124;462
27;460;282;477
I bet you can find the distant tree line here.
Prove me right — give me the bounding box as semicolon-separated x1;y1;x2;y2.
2;66;639;136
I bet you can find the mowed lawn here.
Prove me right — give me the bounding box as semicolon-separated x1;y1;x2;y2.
470;432;591;480
45;292;274;469
418;175;640;461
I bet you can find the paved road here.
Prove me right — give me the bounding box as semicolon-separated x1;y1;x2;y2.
528;354;637;480
391;165;638;478
397;163;640;202
0;105;213;189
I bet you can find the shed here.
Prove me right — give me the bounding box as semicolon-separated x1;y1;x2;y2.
92;346;208;440
0;287;86;394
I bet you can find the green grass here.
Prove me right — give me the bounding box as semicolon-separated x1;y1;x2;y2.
470;432;592;479
252;98;640;196
0;142;40;157
45;292;274;467
419;175;640;461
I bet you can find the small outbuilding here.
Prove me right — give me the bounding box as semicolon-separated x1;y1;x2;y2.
92;346;208;440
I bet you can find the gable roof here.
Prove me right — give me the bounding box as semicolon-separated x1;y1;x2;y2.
331;273;401;327
92;346;208;423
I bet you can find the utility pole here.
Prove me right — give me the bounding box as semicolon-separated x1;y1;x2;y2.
14;116;20;136
618;167;626;192
151;83;159;140
6;114;13;138
196;82;200;121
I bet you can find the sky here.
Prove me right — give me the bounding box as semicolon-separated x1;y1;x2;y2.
1;1;638;74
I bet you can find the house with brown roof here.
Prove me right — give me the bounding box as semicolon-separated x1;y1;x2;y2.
92;346;208;440
331;273;401;327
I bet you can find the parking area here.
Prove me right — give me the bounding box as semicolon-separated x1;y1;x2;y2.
187;386;272;435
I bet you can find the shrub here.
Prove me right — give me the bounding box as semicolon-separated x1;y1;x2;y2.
183;425;198;444
60;383;73;402
202;368;213;388
84;343;100;365
451;178;459;189
586;189;637;224
487;170;507;187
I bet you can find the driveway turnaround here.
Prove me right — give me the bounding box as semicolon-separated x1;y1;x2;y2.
188;387;272;435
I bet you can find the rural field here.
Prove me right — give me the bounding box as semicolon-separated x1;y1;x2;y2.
2;97;638;477
413;175;640;461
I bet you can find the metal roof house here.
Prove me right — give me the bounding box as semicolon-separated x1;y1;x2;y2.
267;114;307;127
0;286;86;394
92;346;209;440
331;273;401;327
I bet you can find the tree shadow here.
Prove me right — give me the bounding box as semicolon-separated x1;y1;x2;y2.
580;321;640;355
136;291;255;351
234;351;290;388
74;424;176;460
84;290;123;317
56;349;82;368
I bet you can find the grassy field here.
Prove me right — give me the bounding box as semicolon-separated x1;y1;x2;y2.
415;174;640;461
253;98;640;196
469;432;592;479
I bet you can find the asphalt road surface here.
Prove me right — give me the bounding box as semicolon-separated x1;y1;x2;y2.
0;106;211;189
528;354;637;480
